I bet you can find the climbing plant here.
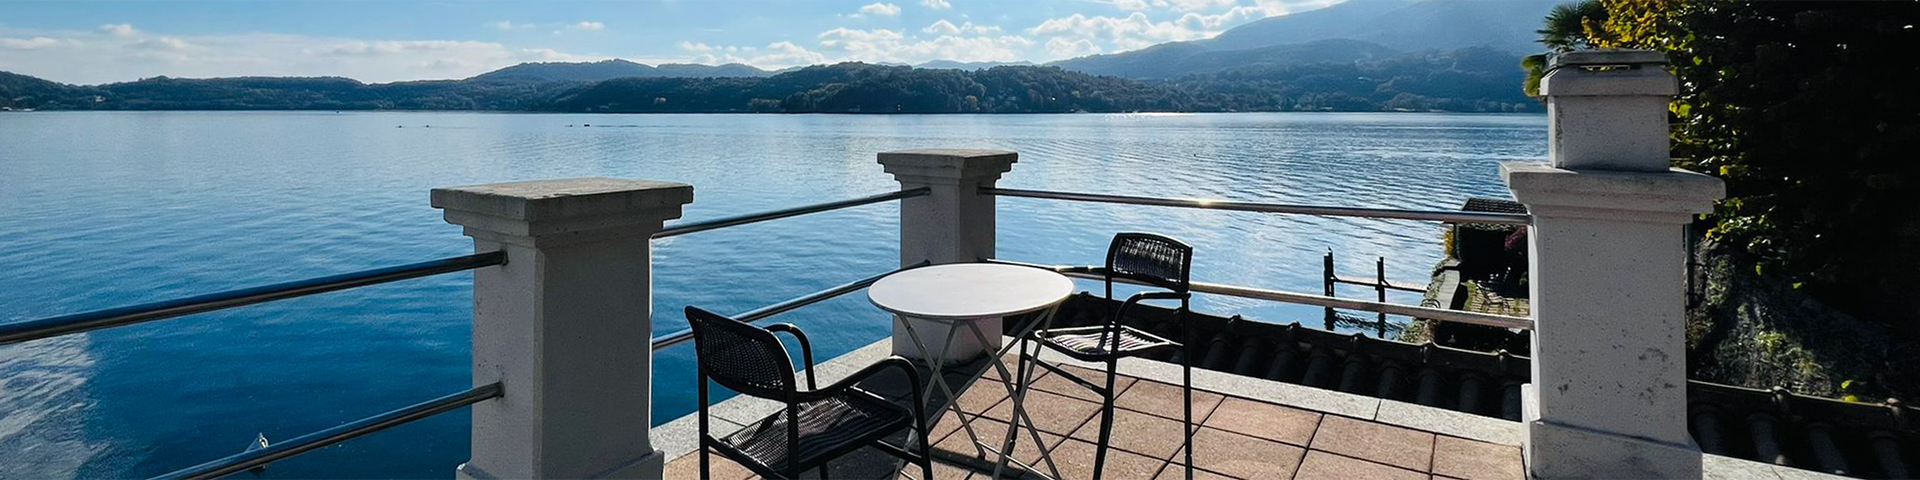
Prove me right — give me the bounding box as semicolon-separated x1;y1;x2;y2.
1588;0;1920;325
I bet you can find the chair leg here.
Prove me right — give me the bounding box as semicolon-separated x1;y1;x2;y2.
817;463;830;480
1092;359;1119;480
1183;351;1195;480
699;446;711;480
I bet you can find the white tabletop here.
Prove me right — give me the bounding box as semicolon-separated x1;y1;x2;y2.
868;263;1076;321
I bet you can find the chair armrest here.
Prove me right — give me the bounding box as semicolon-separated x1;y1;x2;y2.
1114;290;1190;320
1108;290;1193;348
765;323;817;390
793;356;926;415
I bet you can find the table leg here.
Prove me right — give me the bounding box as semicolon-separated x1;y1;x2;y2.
895;315;991;459
977;306;1065;480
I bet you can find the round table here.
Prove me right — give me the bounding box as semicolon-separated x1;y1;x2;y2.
868;263;1075;479
869;263;1075;321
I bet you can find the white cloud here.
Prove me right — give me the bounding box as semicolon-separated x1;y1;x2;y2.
922;20;1000;36
97;24;137;37
1153;0;1236;12
856;3;902;17
921;0;952;9
0;27;606;84
1028;12;1209;50
679;40;827;69
0;37;61;50
1026;1;1309;55
133;37;191;52
487;20;606;33
816;27;1029;64
1110;0;1151;10
1045;37;1102;58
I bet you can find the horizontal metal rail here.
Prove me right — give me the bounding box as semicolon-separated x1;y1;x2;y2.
152;382;504;480
986;259;1533;330
650;261;930;350
1330;275;1427;292
982;187;1531;225
655;188;929;239
0;251;507;346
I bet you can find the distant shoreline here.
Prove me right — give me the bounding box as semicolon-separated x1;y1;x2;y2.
0;109;1542;115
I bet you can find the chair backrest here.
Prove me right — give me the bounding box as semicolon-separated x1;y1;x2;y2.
686;306;797;400
1105;232;1193;293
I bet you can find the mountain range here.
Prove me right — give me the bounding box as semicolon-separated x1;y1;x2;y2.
470;59;774;82
0;0;1557;113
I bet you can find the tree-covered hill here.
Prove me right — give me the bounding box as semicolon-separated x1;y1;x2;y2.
0;48;1536;114
470;59;770;82
541;63;1206;113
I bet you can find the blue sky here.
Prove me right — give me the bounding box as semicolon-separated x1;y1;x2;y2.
0;0;1341;84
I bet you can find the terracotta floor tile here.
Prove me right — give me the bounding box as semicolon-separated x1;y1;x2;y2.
983;389;1103;436
1294;451;1427;480
931;410;982;448
935;416;1068;472
1028;364;1138;403
663;452;758;480
1042;438;1172;480
1170;427;1308;480
1067;407;1191;459
895;458;980;480
1308;416;1435;472
1430;436;1522;480
955;379;1012;415
1200;397;1321;446
1153;464;1238;480
1114;379;1224;423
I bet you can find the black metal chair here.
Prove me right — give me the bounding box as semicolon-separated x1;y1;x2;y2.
1018;233;1195;480
687;306;935;480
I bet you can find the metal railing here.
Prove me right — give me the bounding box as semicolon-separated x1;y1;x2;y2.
154;383;505;480
0;186;925;480
982;187;1532;225
655;188;928;238
985;259;1534;330
0;251;507;346
650;262;928;349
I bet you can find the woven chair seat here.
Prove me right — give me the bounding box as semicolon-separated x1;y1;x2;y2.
1038;325;1178;360
720;389;910;470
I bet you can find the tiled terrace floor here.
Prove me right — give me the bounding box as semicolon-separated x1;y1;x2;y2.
663;362;1524;480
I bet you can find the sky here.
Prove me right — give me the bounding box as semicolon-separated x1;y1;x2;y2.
0;0;1344;85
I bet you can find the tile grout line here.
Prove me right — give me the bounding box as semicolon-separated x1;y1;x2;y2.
1292;411;1325;480
1426;431;1439;475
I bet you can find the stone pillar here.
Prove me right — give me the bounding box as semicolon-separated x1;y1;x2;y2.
879;149;1017;362
1508;49;1721;479
433;178;693;480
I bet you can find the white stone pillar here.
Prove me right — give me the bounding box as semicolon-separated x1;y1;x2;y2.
879;149;1017;362
433;178;693;480
1508;49;1722;479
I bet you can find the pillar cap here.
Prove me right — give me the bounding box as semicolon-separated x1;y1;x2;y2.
879;149;1017;182
433;177;692;243
1502;162;1722;223
1542;49;1677;97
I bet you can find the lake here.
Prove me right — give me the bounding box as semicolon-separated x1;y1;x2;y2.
0;111;1544;478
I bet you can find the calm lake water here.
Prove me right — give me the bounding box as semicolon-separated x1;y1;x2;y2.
0;111;1544;478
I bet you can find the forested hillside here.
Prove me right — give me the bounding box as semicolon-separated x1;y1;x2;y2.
0;50;1534;114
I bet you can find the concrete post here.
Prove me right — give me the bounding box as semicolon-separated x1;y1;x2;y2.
432;178;693;480
1507;49;1722;479
879;149;1018;362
